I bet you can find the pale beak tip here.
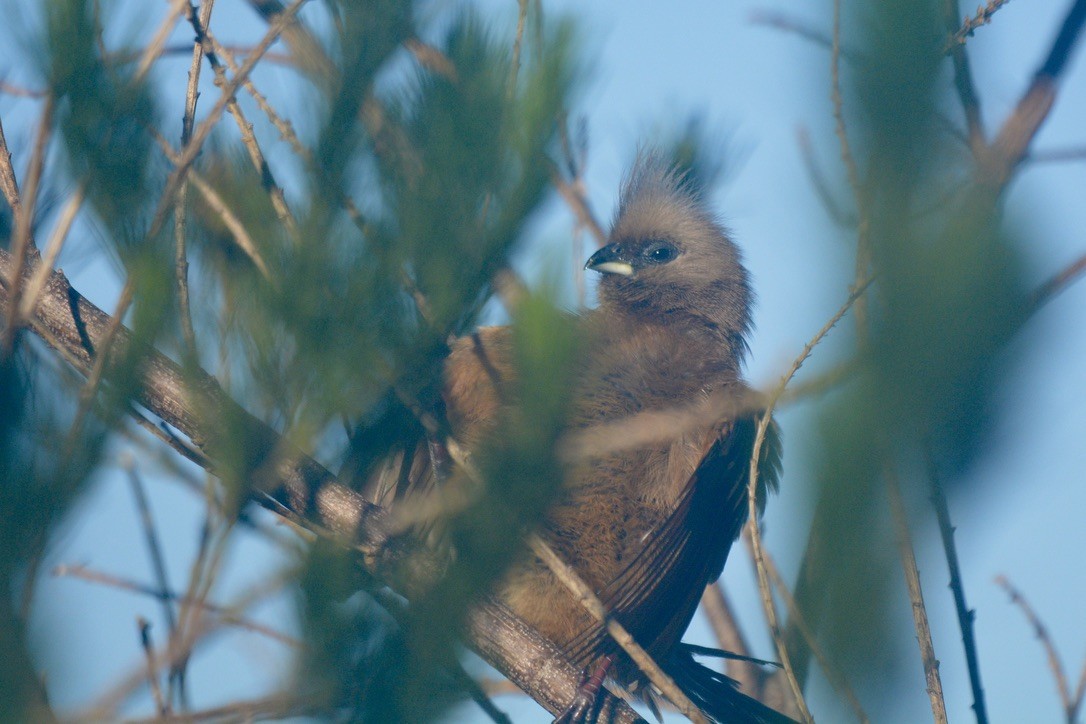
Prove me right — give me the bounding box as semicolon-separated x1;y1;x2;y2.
588;261;635;277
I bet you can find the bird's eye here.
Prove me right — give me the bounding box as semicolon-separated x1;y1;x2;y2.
644;242;678;264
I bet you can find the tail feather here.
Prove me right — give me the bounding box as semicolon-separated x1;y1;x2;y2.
666;644;798;724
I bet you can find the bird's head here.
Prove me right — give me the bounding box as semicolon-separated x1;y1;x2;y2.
586;155;753;352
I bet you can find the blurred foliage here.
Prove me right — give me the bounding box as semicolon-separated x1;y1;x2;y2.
44;0;159;246
0;0;1054;719
789;0;1028;695
186;3;580;720
0;354;103;720
4;0;580;718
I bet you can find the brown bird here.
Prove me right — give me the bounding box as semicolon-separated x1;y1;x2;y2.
371;155;789;722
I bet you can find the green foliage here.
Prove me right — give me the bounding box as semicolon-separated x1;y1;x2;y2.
0;356;102;721
180;6;583;719
362;287;581;722
796;0;1028;690
45;0;158;244
8;0;578;716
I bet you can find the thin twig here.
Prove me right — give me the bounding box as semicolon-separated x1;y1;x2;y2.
124;457;179;635
945;1;1013;52
929;458;988;724
80;569;294;719
17;181;85;321
549;158;607;246
742;519;811;724
887;470;948;724
944;0;988;157
199;18;298;236
749;10;862;63
187;167;274;281
527;535;708;724
756;534;869;724
441;434;700;719
556;119;591;305
449;661;514;724
746;280;873;724
169;517;232;706
796;127;854;227
699;583;763;697
125;693;315;723
133;0;191;83
53;563;301;648
830;0;861;211
405;38;458;80
1;97;52;356
174;0;216;367
1072;658;1086;723
206;30;308;160
508;0;529;101
995;575;1074;721
147;0;306;242
0;81;47;98
152;131;273;281
138;617;169;716
1033;250;1086;311
0;115;25;212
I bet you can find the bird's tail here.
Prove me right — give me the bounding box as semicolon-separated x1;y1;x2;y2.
664;644;798;724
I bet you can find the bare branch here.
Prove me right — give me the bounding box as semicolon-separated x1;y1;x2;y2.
982;0;1086;189
17;181;84;321
0;115;26;211
995;575;1074;721
944;1;1013;52
746;279;873;724
796;127;855;227
944;0;988;156
887;471;948;724
1;97;52;356
929;459;989;724
508;0;530;100
147;0;306;242
124;457;179;639
700;583;764;697
137;618;169;717
550;157;607;246
528;534;707;723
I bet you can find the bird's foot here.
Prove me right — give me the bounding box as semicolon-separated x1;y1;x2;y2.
553;655;614;724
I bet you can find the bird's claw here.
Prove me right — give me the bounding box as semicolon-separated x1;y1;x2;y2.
553;655;613;724
553;688;598;724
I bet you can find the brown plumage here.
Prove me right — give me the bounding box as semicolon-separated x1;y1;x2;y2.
372;156;788;722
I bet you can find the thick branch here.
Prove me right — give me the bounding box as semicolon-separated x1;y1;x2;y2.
0;248;641;722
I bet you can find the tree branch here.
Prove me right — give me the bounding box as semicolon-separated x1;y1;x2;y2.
0;248;641;723
983;0;1086;188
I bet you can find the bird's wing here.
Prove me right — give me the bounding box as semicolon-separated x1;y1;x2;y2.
355;326;514;507
562;412;781;665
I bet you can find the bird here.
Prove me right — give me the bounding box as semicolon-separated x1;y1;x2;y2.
366;154;791;723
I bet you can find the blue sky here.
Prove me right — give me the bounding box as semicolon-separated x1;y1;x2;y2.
3;1;1085;722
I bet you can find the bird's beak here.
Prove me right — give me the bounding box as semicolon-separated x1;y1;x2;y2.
585;245;635;277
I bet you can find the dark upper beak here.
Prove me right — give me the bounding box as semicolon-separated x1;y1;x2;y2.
584;244;635;277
